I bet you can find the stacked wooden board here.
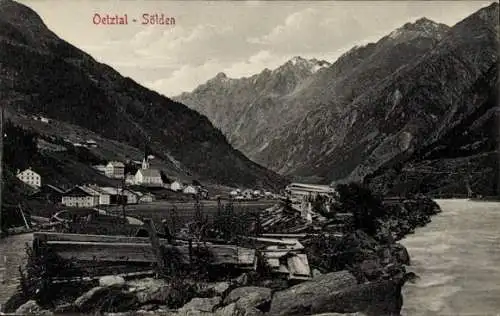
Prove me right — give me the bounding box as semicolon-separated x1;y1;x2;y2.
33;232;257;269
241;235;312;281
258;205;311;233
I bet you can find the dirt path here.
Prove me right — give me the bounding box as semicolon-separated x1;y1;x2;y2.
0;233;33;310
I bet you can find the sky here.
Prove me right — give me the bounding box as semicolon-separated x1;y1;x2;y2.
18;0;494;97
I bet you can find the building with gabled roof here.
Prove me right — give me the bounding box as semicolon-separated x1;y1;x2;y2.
105;161;125;179
61;186;100;208
134;168;163;187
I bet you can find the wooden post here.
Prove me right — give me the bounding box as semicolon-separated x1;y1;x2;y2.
161;219;173;244
121;176;127;219
18;203;30;229
170;207;177;236
143;218;165;275
217;197;222;217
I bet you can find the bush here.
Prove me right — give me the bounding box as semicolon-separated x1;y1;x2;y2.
334;182;387;236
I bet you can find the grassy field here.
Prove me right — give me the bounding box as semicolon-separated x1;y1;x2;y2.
105;199;278;233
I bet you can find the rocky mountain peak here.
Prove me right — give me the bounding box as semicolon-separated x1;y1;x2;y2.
215;72;228;79
389;17;450;41
206;72;232;85
280;56;331;74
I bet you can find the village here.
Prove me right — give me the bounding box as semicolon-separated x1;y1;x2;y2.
15;156;278;210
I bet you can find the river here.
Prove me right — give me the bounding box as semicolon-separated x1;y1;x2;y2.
401;199;500;316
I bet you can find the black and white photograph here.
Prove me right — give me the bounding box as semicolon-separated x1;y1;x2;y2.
0;0;499;315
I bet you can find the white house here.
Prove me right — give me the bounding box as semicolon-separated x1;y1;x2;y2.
134;169;163;187
61;186;100;208
253;190;262;196
170;180;184;192
16;168;41;188
230;190;239;196
105;161;125;179
183;185;198;195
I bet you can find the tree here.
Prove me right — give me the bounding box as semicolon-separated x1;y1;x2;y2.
124;162;139;176
334;182;386;236
160;171;171;184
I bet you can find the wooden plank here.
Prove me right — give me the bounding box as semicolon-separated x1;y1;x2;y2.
262;250;290;259
45;241;255;265
277;264;290;274
287;254;310;277
266;258;280;268
241;236;297;245
34;232;212;247
265;242;304;251
34;232;156;244
51;270;155;284
289;275;312;281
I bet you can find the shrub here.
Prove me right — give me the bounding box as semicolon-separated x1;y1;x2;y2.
334;182;387;236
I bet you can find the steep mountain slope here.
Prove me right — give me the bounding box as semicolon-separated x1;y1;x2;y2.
283;2;497;196
366;62;499;196
322;2;499;187
0;0;286;190
175;57;331;158
175;18;450;169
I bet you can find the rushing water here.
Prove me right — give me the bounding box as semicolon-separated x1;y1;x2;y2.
401;199;500;316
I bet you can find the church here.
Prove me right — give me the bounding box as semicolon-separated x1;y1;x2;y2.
134;157;163;187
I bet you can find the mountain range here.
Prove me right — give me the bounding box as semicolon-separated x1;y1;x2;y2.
175;3;499;196
0;0;287;195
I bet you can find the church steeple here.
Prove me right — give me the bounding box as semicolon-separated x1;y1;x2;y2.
142;157;149;169
142;136;150;169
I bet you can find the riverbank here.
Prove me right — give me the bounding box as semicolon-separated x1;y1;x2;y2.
2;193;441;316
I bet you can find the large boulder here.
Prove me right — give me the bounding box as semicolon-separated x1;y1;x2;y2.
74;286;138;313
179;296;222;313
359;259;383;281
215;303;242;316
268;271;404;316
15;300;53;315
268;270;357;316
223;286;272;315
127;278;171;304
390;244;410;266
197;282;232;297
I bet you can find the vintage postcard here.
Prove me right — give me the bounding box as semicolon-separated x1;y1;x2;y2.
0;0;498;315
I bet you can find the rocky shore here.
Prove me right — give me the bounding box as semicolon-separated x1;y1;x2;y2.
4;195;441;316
